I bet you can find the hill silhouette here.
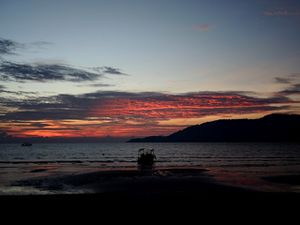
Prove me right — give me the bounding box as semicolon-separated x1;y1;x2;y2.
128;114;300;142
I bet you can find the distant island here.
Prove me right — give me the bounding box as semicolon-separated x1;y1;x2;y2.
128;114;300;142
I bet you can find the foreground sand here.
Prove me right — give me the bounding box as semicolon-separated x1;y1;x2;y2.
2;167;300;210
3;165;300;195
8;167;253;195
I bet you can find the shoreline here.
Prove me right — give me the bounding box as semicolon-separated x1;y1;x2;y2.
2;171;300;210
4;167;254;195
2;162;300;196
1;166;300;209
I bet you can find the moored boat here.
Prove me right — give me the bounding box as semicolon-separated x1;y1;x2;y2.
137;148;156;166
21;142;32;147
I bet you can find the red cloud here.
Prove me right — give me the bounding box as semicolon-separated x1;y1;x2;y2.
0;91;294;138
90;93;288;120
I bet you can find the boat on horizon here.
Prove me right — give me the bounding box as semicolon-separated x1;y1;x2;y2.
21;142;32;147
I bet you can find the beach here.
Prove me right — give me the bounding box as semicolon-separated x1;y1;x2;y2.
10;167;252;195
0;166;253;207
2;160;300;211
2;166;300;212
1;142;300;197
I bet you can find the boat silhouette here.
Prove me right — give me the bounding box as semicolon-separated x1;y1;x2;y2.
21;142;32;147
137;148;156;166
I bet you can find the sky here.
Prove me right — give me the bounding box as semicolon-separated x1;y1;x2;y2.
0;0;300;139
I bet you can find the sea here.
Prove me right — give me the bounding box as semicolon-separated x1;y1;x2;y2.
1;142;300;194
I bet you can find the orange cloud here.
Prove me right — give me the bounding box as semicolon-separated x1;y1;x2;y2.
90;93;285;120
0;91;294;138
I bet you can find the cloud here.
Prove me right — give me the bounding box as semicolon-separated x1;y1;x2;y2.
93;66;127;75
0;38;24;55
275;73;300;95
0;90;296;137
87;83;114;87
4;91;294;119
290;73;300;78
278;83;300;95
263;9;300;16
0;37;52;56
0;37;127;83
0;61;103;82
0;89;36;95
0;91;294;137
0;89;38;96
0;83;37;96
76;83;114;88
0;62;129;83
192;24;210;32
274;77;292;84
0;37;52;53
88;91;293;121
102;66;127;75
29;41;53;48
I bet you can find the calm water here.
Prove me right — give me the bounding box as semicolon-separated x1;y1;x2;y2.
1;142;300;167
1;142;300;193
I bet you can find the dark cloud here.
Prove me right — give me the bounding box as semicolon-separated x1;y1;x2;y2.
0;38;23;55
0;90;296;137
0;83;37;95
271;71;300;96
0;37;127;83
0;84;36;95
103;66;126;75
0;37;52;56
93;66;127;75
1;94;93;120
274;77;292;84
27;122;49;128
0;61;103;82
90;83;114;87
278;83;300;95
275;73;300;95
0;89;38;95
0;62;128;83
77;83;114;88
0;90;294;122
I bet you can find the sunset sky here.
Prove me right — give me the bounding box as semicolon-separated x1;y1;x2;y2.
1;0;300;138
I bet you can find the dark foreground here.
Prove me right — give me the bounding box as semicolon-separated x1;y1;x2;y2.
8;168;252;194
1;168;300;211
1;190;299;217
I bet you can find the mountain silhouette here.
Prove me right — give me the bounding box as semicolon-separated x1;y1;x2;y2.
128;114;300;142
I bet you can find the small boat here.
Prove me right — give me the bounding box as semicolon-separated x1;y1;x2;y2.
21;142;32;147
137;148;156;166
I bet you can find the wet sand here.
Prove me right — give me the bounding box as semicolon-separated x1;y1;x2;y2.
0;168;249;207
10;168;253;195
263;175;300;185
2;168;300;211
